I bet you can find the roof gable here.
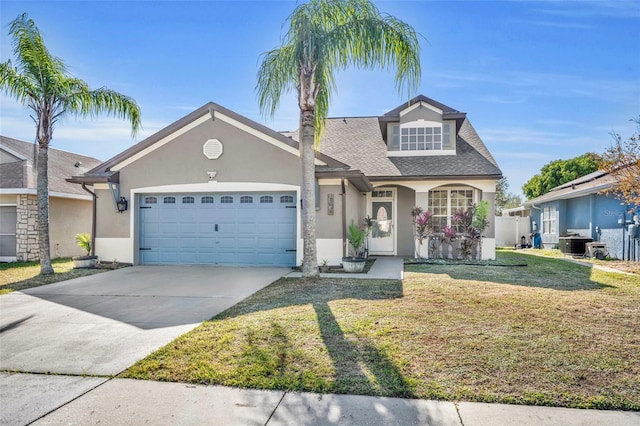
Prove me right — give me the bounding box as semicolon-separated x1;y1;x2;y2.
85;102;346;178
383;95;461;117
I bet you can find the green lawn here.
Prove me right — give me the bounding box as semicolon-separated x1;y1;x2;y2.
0;258;109;294
123;250;640;410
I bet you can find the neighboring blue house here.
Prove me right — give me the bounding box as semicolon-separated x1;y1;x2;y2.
524;171;638;261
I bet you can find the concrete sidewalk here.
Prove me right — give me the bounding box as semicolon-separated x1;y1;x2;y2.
13;375;637;425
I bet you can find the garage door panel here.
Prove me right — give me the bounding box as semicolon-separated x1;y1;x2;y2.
140;192;296;266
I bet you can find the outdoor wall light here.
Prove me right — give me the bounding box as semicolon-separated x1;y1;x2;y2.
116;196;128;213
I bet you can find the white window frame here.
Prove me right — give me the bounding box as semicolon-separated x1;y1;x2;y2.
543;206;557;235
387;121;453;156
427;187;476;232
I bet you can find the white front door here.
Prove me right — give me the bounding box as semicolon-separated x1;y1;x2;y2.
369;188;395;254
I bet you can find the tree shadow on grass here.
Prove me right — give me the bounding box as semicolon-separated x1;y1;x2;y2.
216;278;415;398
405;252;619;291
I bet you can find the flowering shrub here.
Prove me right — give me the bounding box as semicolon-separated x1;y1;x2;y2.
452;200;490;260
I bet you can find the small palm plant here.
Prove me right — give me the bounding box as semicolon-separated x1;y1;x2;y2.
347;221;370;259
75;233;91;256
73;233;97;268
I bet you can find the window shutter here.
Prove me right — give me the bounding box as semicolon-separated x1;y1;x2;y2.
442;124;452;149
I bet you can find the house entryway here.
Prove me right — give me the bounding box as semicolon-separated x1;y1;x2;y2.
369;188;395;255
138;192;297;266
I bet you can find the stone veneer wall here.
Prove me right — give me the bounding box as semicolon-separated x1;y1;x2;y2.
16;194;39;261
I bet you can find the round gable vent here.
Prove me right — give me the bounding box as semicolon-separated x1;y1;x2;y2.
203;139;223;159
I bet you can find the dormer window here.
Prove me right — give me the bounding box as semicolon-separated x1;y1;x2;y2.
401;126;443;150
388;121;453;155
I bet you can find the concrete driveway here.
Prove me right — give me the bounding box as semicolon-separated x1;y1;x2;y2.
0;265;287;425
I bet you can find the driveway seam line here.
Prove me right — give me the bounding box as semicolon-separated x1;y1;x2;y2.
264;390;287;425
455;401;465;426
25;376;114;425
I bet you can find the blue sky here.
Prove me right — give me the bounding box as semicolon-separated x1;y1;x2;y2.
1;0;639;199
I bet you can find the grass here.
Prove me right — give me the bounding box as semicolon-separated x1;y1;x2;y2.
515;247;640;275
0;258;110;294
122;249;640;410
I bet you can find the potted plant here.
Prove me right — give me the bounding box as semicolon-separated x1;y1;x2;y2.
320;259;330;273
342;220;370;273
73;233;98;268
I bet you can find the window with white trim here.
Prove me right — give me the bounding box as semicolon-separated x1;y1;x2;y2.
144;196;157;204
260;196;273;203
220;196;233;204
240;196;253;204
163;196;176;204
201;196;214;204
543;206;557;234
389;123;451;152
280;195;294;204
428;188;474;232
182;196;195;204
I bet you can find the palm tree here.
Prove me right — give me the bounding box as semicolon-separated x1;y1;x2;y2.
257;0;421;277
0;13;140;274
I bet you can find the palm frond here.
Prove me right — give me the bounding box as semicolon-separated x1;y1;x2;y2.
0;61;35;104
257;0;421;145
256;46;298;119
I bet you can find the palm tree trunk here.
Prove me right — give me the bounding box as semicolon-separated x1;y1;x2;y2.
37;144;54;274
300;108;318;277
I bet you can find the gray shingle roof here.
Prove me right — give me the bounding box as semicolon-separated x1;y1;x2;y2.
319;117;402;176
0;135;102;195
315;116;502;179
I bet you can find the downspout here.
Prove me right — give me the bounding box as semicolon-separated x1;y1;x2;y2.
81;184;97;257
341;177;347;258
529;204;541;228
529;204;542;246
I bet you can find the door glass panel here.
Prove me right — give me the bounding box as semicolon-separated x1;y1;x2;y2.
372;201;392;239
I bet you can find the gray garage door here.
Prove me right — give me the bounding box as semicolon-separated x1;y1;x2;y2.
139;192;297;266
0;205;17;260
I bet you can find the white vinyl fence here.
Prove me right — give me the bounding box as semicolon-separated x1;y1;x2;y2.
495;216;531;247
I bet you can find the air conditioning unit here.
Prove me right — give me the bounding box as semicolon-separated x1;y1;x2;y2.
586;242;607;260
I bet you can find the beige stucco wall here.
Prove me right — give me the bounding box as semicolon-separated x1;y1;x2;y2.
95;117;304;239
49;197;93;258
395;185;415;257
316;184;342;239
482;191;496;238
315;180;366;260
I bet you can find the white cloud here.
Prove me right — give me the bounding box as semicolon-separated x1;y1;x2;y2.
530;20;592;30
534;1;640;19
475;96;525;105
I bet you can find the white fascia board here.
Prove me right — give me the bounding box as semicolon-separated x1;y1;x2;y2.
399;101;442;116
318;178;346;186
131;181;300;194
373;179;498;193
0;188;92;201
0;144;28;160
111;110;327;172
524;183;612;206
